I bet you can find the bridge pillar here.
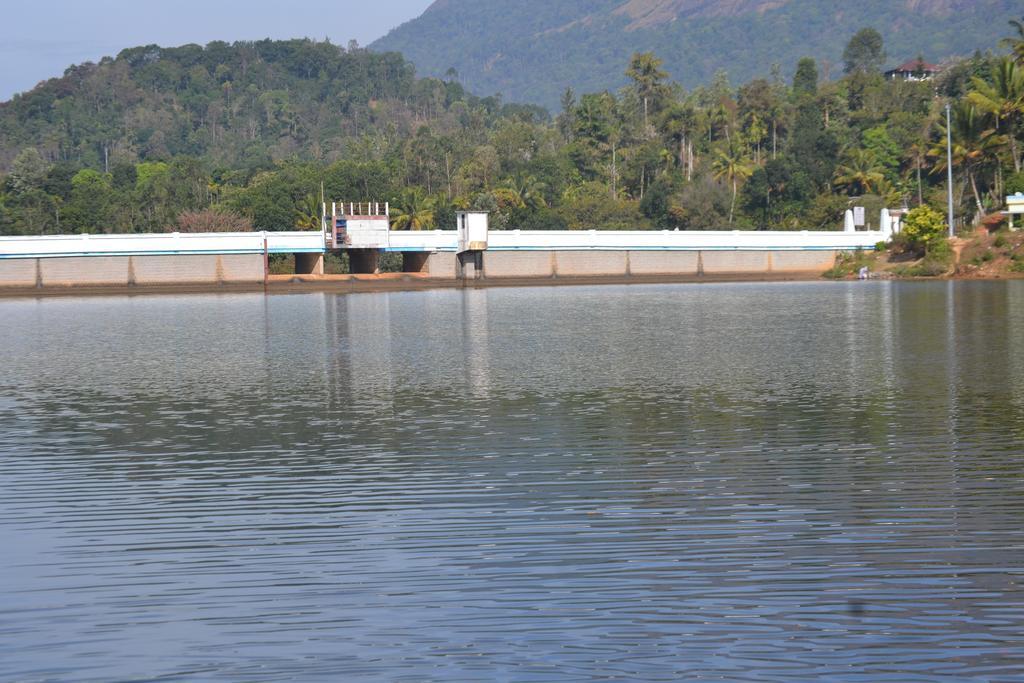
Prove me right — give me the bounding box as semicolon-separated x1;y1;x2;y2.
402;252;430;273
457;251;484;281
295;252;324;275
348;249;381;274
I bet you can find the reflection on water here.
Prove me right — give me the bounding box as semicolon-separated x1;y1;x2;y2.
2;282;1024;681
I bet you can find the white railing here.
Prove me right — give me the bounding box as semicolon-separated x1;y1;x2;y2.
387;229;885;252
485;229;885;251
0;228;885;259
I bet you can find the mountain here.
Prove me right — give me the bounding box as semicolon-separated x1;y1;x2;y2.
0;39;526;171
372;0;1018;108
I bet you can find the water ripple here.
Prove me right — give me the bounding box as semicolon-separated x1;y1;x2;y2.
1;282;1024;681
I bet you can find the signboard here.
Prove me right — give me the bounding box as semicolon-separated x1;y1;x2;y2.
853;206;865;227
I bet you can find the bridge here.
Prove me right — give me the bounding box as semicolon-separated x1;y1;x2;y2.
0;212;892;291
0;228;885;259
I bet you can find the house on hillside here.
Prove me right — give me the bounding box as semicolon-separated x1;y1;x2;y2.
884;58;940;82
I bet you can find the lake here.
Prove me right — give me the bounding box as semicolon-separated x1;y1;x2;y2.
2;281;1023;681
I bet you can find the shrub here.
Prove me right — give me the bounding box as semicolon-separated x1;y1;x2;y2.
908;238;953;276
1006;171;1024;196
824;249;873;279
174;208;253;232
901;205;947;252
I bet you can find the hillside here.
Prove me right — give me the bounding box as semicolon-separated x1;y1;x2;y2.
373;0;1017;107
0;24;1019;244
0;39;528;171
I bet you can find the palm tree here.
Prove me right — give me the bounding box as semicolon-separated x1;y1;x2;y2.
391;188;435;231
968;56;1024;172
834;148;885;196
626;52;668;130
295;194;321;230
502;174;548;209
1005;16;1024;65
712;140;754;225
659;102;698;179
930;101;1005;218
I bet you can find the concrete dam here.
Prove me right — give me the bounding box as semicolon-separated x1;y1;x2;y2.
0;204;893;294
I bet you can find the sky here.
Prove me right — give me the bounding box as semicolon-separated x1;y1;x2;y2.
0;0;434;101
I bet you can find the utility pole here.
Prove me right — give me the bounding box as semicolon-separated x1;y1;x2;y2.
946;103;955;238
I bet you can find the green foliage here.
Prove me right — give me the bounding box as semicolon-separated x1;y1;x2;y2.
861;126;901;181
0;19;1021;239
558;181;650;230
902;205;947;251
824;250;874;279
793;58;819;97
1007;171;1024;194
372;0;1014;109
843;28;887;75
911;238;954;276
392;188;436;230
804;193;849;230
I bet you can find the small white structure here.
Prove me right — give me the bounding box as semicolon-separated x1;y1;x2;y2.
328;202;390;249
844;210;856;233
880;208;892;239
1005;194;1024;231
457;211;489;252
889;208;907;236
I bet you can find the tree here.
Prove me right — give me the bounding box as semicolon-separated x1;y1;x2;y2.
557;87;577;142
175;208;253;232
674;176;732;230
862;126;901;182
931;101;1004;218
9;149;49;195
1006;15;1024;65
793;57;818;97
786;103;839;190
834;148;885;195
502;174;548;209
626;52;669;131
901;205;946;251
742;158;815;227
967;57;1024;172
843;28;886;75
712;140;754;225
64;169;115;233
295;194;321;230
391;188;435;230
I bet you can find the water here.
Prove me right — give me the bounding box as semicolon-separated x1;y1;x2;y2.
2;281;1024;682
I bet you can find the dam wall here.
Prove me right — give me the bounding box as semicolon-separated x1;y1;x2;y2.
0;248;840;293
0;229;877;294
0;254;264;291
423;249;838;281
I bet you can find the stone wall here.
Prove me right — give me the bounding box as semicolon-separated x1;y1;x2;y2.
627;251;700;276
0;248;840;294
0;254;264;291
470;249;836;280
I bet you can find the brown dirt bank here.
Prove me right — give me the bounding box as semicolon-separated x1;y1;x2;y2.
825;231;1024;282
0;270;840;299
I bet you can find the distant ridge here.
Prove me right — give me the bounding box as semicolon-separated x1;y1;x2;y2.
372;0;1017;108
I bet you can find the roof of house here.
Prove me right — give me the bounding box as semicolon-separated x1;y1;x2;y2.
886;59;940;74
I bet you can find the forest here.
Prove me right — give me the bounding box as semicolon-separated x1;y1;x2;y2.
372;0;1016;109
1;20;1023;238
